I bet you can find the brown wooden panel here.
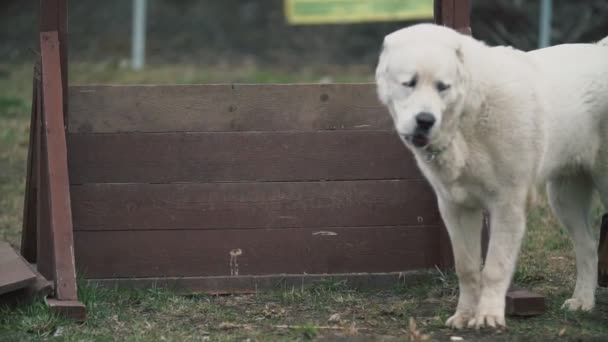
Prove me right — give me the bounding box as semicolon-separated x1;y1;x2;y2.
435;0;454;27
67;84;392;133
0;242;36;295
39;0;68;122
71;180;440;231
68;131;419;184
453;0;471;31
74;226;440;278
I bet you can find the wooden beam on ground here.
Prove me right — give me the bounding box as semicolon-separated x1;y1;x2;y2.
0;242;36;295
0;248;53;307
506;289;546;316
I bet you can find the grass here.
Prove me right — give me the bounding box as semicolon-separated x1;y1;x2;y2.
1;61;608;340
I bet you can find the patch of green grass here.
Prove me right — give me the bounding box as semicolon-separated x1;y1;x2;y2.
2;271;608;341
294;322;319;340
0;97;28;119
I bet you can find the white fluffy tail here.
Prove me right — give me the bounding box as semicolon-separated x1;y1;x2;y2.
599;35;608;46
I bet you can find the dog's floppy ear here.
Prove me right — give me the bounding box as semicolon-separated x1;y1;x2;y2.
375;42;391;105
453;39;469;84
455;44;464;63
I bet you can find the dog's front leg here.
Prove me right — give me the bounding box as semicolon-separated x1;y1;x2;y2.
438;198;484;329
469;201;526;329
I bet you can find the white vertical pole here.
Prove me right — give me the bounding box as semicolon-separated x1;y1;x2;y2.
538;0;552;48
132;0;147;70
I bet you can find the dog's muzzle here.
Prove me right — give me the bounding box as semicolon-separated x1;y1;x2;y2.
408;112;436;147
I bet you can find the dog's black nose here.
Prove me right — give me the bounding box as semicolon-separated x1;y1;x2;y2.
415;112;436;131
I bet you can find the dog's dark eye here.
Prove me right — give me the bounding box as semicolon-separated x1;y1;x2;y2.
436;81;451;92
402;77;417;88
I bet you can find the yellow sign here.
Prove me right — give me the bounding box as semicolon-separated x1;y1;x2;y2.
285;0;433;25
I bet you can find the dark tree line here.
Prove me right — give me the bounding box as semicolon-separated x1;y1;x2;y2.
1;0;607;64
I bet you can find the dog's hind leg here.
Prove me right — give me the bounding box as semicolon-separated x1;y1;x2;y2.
437;199;484;329
547;175;596;311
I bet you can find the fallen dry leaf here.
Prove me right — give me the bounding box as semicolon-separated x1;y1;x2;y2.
328;313;341;324
218;322;239;330
343;322;359;336
407;318;431;341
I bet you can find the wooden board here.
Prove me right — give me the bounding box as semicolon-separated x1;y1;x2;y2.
40;31;78;301
506;289;546;316
67;84;391;133
74;226;440;278
70;180;440;231
0;242;36;295
68;131;419;184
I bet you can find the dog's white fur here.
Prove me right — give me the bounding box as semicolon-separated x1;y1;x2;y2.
376;24;608;329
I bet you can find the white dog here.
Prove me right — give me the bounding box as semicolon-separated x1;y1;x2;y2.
375;23;608;329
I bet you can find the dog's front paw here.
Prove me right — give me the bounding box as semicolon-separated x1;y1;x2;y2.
445;311;474;329
562;297;594;311
466;301;505;329
467;312;506;329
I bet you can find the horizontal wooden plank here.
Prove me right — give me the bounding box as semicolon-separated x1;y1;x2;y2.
0;242;37;295
74;226;440;278
68;131;419;184
88;270;437;294
70;180;441;231
68;84;392;133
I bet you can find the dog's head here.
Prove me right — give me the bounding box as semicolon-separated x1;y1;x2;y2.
376;24;469;149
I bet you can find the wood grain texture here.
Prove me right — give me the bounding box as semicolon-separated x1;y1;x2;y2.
435;0;454;27
40;31;78;301
74;226;441;278
68;84;391;133
68;131;419;184
71;180;440;231
39;0;68;118
36;73;53;281
453;0;471;31
506;290;546;316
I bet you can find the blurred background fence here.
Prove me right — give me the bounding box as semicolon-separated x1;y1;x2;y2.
2;0;607;69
